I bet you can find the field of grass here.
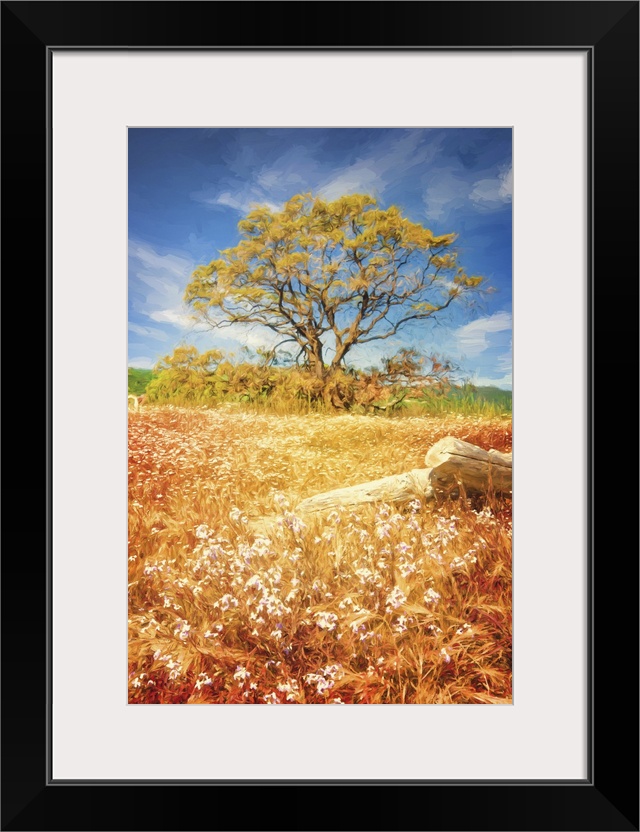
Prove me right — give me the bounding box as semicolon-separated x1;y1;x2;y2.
128;407;512;704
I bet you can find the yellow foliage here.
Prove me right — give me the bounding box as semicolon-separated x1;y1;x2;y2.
182;192;487;397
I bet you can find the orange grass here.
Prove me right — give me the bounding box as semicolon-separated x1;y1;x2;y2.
128;407;512;704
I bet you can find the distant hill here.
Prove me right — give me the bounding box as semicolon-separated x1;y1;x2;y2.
471;386;512;406
405;384;511;415
128;367;155;396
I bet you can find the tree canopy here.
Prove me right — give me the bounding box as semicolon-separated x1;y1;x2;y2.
185;193;485;407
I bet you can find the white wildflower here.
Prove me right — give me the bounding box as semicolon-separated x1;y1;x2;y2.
233;665;251;684
440;648;451;664
263;693;280;704
385;586;407;613
424;588;441;605
277;679;300;701
314;611;338;631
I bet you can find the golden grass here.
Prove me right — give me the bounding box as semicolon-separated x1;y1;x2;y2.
128;407;512;704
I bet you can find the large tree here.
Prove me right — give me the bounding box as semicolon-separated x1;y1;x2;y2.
185;193;485;407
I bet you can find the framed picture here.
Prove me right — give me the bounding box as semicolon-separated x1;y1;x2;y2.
2;2;637;830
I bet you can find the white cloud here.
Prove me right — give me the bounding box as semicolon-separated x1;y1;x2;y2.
212;188;282;214
256;170;280;190
174;305;279;353
193;131;445;213
128;322;169;341
129;240;291;357
423;167;471;222
256;145;318;191
129;240;201;333
469;371;512;390
214;191;253;211
192;144;318;212
423;158;512;222
496;350;512;373
191;180;283;214
470;164;512;209
148;309;201;329
128;356;156;370
320;161;384;201
321;130;443;201
207;313;282;351
347;338;405;370
129;240;191;279
229;325;280;351
455;311;512;356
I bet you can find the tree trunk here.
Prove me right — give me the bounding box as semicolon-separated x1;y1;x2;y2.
307;341;325;380
318;367;349;410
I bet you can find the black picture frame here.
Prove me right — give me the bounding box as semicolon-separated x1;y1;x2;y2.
2;2;638;830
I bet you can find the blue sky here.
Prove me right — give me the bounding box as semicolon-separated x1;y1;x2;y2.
129;128;512;388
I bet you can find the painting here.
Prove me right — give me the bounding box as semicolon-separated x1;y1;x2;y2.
128;128;512;704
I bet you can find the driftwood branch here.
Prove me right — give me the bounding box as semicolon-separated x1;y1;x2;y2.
423;437;512;494
296;468;434;514
294;436;511;515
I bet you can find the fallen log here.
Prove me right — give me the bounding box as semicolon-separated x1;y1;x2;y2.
296;468;434;514
293;436;511;515
424;436;512;494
